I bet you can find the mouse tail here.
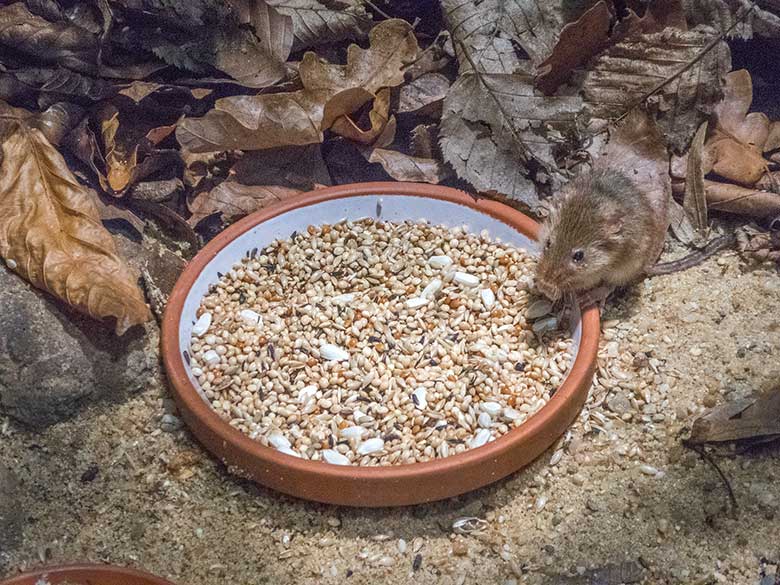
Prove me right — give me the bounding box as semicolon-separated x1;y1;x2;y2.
647;232;736;276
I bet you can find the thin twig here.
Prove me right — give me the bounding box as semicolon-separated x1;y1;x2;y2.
362;0;392;21
686;442;739;513
614;1;758;124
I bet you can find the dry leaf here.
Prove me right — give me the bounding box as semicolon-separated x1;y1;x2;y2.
440;0;581;207
535;1;612;95
267;0;371;51
705;180;780;218
536;0;688;95
668;198;699;245
176;19;419;153
686;390;780;445
398;73;450;115
683;0;780;39
209;0;293;88
188;145;331;226
190;183;304;226
442;0;565;69
0;102;150;335
441;68;581;206
765;122;780;153
366;149;444;184
93;195;146;234
705;69;771;186
583;28;732;152
330;89;394;146
683;121;710;238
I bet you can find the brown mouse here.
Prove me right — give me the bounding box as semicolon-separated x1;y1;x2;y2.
535;167;733;305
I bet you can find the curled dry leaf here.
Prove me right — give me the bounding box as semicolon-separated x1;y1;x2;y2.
0;102;151;335
366;148;444;184
704;180;780;218
535;1;612;95
686;389;780;445
188;145;331;226
583;27;731;152
330;88;395;146
176;19;419;153
267;0;371;52
683;121;710;239
706;69;771;187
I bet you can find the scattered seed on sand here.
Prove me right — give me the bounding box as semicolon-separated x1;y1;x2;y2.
188;219;573;466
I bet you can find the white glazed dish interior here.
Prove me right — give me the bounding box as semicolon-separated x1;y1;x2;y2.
178;194;583;400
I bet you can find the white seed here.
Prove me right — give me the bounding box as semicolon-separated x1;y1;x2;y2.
298;384;318;404
639;464;659;476
202;350;220;365
480;402;502;417
453;271;480;287
428;255;453;268
421;278;443;299
340;426;367;440
405;297;429;309
332;293;355;304
277;446;301;458
502;407;521;421
535;495;548;510
192;312;212;337
549;449;563;466
357;438;384;455
397;539;407;554
468;428;491;448
320;343;349;362
527;299;553;320
478;412;492;428
323;450;351;465
5;258;17;270
532;316;559;335
239;309;262;328
480;288;496;309
268;432;292;450
412;387;428;410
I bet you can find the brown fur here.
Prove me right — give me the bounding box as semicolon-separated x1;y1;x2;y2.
535;168;660;301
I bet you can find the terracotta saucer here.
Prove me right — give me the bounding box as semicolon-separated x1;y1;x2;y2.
0;564;176;585
161;182;599;506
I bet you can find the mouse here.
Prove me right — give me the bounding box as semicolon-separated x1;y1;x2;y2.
534;166;733;306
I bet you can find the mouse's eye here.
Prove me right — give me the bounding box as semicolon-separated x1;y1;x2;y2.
544;240;551;250
572;249;585;263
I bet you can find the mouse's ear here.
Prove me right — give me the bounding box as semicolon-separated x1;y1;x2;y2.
605;212;624;237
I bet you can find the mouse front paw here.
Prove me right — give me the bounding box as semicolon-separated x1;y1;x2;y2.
577;285;614;312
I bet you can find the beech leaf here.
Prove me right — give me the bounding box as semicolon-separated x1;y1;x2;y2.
0;102;151;335
176;19;419;153
582;27;732;152
267;0;371;51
